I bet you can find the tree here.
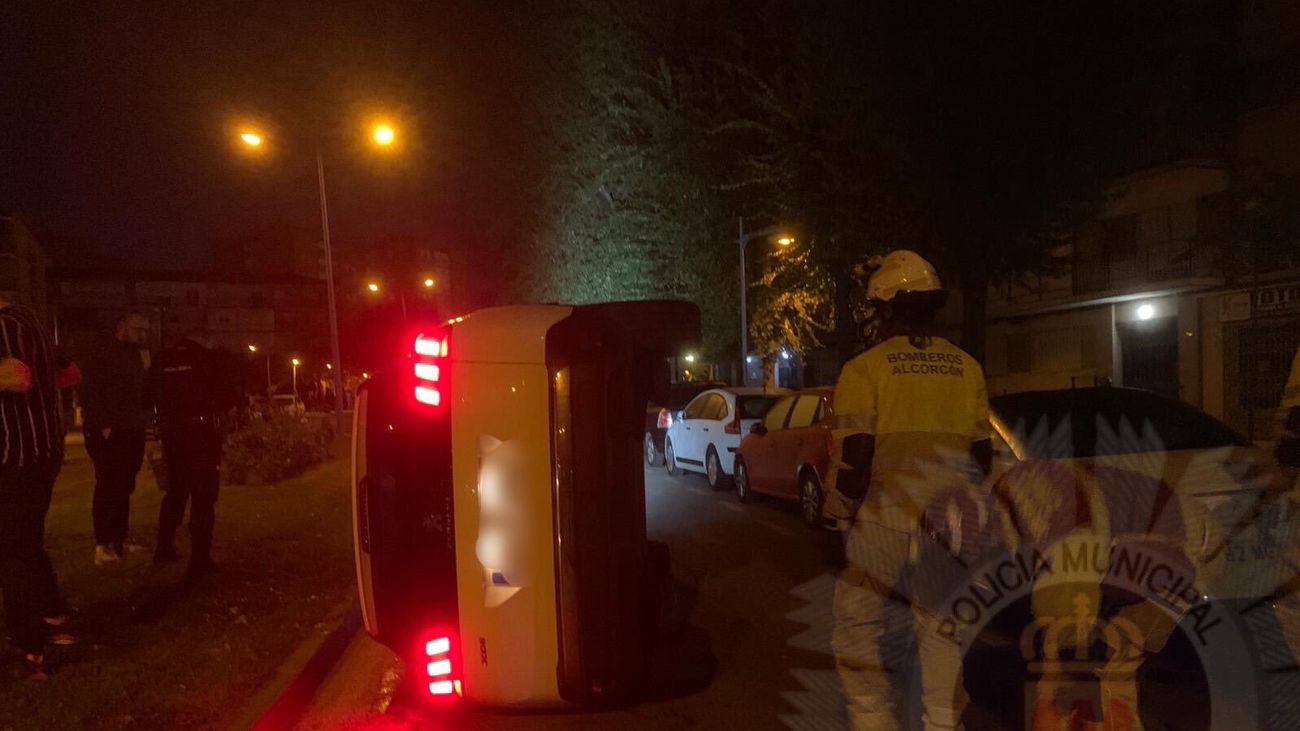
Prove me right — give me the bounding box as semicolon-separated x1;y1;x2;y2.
708;0;1227;365
748;241;833;358
692;3;927;364
520;2;727;350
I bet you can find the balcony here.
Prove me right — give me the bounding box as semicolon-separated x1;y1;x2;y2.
1073;238;1215;295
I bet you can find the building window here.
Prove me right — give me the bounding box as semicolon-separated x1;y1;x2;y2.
1238;320;1300;410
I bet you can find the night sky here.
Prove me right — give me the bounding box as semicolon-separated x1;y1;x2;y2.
2;3;537;281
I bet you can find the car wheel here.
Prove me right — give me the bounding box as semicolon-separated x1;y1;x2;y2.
645;432;665;467
706;447;731;491
665;438;681;476
799;470;824;529
734;456;757;503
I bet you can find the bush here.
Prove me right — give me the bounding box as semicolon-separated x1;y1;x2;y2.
222;413;334;485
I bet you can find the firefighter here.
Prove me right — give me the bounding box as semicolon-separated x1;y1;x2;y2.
148;329;239;574
825;250;993;731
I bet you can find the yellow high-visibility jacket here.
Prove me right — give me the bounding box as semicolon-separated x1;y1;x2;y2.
826;335;990;525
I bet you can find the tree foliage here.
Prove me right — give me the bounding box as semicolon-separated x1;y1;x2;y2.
519;0;1236;369
748;241;833;357
518;1;738;356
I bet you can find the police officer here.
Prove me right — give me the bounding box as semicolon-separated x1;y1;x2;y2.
825;250;993;731
149;328;238;574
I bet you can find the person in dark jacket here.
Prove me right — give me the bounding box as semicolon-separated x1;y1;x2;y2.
82;312;152;566
148;329;240;574
0;297;82;677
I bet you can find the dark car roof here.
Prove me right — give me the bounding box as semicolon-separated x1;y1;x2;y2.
654;380;728;409
990;387;1248;458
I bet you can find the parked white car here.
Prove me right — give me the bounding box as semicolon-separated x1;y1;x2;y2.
270;394;305;415
664;387;785;490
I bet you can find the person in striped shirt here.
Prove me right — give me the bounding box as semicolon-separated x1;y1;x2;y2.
0;298;81;678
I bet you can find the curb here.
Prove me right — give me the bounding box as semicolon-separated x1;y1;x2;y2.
240;600;363;730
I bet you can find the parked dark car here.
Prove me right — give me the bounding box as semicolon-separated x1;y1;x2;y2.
645;380;727;466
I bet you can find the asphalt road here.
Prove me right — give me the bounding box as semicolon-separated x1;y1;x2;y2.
351;465;847;730
296;463;1271;731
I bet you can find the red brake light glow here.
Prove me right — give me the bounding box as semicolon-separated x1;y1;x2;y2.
423;633;461;698
415;335;442;357
657;408;672;429
415;385;441;406
413;332;448;409
414;363;440;382
725;418;741;435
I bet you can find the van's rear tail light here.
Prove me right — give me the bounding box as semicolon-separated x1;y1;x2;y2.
424;634;461;697
657;408;672;429
413;333;448;408
414;385;441;406
725;418;741;435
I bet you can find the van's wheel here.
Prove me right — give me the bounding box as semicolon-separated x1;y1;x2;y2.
799;470;824;529
645;432;665;466
734;456;757;503
665;438;681;476
706;447;732;491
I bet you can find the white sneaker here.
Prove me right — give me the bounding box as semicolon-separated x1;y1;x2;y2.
94;544;119;567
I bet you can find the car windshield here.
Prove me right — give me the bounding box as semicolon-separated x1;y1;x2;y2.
991;388;1249;459
736;395;781;420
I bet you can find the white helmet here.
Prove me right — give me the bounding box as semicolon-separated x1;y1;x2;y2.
865;249;941;302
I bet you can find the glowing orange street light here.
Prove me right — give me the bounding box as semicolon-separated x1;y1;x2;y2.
423;277;435;288
776;236;796;246
240;131;263;147
372;124;396;146
367;282;381;293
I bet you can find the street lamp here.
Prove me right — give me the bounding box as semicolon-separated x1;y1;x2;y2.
365;279;409;319
233;124;392;435
372;124;396;146
423;277;435;289
249;344;272;395
291;358;301;409
737;216;795;385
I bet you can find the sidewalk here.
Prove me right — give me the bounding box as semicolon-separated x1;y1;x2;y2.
0;450;356;731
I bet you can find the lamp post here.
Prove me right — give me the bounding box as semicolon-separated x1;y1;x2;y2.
365;280;410;320
237;121;398;435
249;344;271;395
315;152;347;434
737;216;794;385
291;358;301;409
